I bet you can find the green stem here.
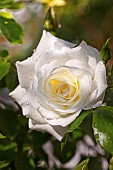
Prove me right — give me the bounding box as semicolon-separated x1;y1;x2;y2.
15;149;24;170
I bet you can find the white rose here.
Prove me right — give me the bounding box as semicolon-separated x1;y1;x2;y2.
10;30;107;141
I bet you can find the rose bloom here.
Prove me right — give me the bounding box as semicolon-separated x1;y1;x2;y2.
10;31;107;141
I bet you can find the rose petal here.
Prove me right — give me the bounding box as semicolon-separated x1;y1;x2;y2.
89;45;100;62
22;103;46;123
45;110;81;127
26;88;60;119
79;41;100;70
80;41;100;61
16;57;35;88
94;61;107;97
9;85;26;104
34;47;71;70
29;119;67;141
66;60;93;76
92;92;105;108
34;30;75;53
83;81;98;109
36;60;61;79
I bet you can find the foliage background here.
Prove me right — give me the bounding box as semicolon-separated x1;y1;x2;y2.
0;0;113;170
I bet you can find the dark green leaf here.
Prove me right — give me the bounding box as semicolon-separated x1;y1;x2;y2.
0;161;9;169
24;131;51;150
0;110;19;139
72;129;83;141
0;61;10;80
53;138;76;163
0;150;16;162
100;38;112;64
68;110;91;133
0;12;23;44
61;133;68;151
0;50;10;80
61;110;91;150
5;64;18;91
74;158;89;170
0;0;14;9
92;106;113;154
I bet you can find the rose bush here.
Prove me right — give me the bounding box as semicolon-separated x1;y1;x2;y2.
10;31;107;141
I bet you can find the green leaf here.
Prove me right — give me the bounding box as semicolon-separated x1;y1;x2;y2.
92;106;113;154
72;129;83;141
53;137;76;163
0;60;10;80
5;63;18;91
100;38;112;64
68;110;91;133
74;158;89;170
61;110;91;150
0;48;10;81
0;12;23;44
0;142;17;151
0;133;6;139
0;0;14;9
0;161;9;169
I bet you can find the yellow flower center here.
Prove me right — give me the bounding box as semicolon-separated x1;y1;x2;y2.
45;68;80;105
50;79;76;99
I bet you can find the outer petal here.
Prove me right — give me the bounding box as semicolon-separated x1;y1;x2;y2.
9;85;26;104
66;60;93;76
45;110;81;127
84;62;107;109
83;81;98;109
89;45;100;62
29;119;67;141
16;57;35;88
84;92;105;110
32;30;75;60
92;92;105;108
22;103;46;123
70;44;88;63
79;41;100;70
26;88;60;119
94;61;107;98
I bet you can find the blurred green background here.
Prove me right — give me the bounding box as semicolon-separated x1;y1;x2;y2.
57;0;113;50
